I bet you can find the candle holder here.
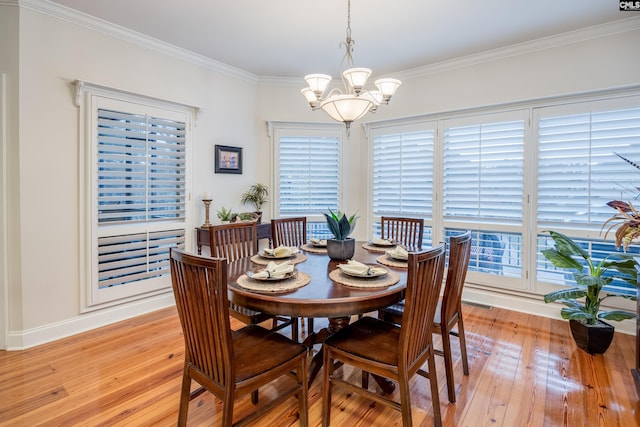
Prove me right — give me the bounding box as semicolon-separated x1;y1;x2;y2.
202;199;213;228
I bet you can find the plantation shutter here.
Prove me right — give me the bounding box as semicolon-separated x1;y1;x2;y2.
536;99;640;228
443;115;525;223
278;134;341;216
372;126;434;218
83;91;191;308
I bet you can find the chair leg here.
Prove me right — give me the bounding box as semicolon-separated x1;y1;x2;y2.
361;370;369;389
440;325;456;403
321;348;333;427
398;374;413;427
291;317;299;342
221;390;234;427
307;317;314;334
177;372;191;427
457;317;470;376
297;358;310;427
426;353;442;427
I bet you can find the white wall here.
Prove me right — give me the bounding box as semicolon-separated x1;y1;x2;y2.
3;3;264;348
0;2;20;350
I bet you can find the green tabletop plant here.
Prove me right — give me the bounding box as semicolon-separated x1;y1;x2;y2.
323;209;358;260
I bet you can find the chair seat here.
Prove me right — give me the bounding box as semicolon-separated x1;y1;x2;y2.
232;325;307;382
325;316;400;367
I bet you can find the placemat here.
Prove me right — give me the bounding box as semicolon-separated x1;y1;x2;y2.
329;268;400;289
250;253;307;266
301;243;328;254
361;242;397;253
377;254;408;269
236;271;311;293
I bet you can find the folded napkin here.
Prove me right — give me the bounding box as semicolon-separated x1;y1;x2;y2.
371;237;395;246
263;245;299;257
386;245;408;260
251;261;294;279
310;238;327;246
338;260;387;276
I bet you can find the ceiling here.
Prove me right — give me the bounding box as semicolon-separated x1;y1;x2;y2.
48;0;630;79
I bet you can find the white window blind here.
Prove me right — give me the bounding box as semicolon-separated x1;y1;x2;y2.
97;109;186;223
442;112;525;280
278;134;340;217
372;127;434;218
443;115;525;223
536;100;640;227
81;90;191;309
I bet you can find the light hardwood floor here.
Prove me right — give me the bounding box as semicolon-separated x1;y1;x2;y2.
0;303;638;426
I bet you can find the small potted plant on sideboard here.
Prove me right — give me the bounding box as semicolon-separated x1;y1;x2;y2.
241;183;268;223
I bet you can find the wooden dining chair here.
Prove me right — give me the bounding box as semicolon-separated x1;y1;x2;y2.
381;216;424;250
380;231;472;403
322;245;446;427
271;216;307;248
209;222;297;341
169;248;309;427
271;216;312;335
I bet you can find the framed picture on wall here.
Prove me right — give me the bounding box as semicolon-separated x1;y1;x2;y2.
214;145;243;174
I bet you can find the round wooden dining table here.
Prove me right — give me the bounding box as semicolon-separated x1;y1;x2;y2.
227;241;409;390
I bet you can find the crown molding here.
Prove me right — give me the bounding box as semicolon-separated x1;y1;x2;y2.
8;1;640;86
396;16;640;80
259;16;640;86
13;0;258;84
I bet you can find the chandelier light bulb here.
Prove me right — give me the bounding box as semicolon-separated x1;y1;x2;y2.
343;67;372;95
304;74;332;98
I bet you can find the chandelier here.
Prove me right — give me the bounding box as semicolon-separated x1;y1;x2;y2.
301;0;401;135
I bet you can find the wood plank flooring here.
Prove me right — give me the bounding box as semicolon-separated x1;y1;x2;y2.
0;304;638;426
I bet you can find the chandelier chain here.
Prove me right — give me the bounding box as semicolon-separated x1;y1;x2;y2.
340;0;355;68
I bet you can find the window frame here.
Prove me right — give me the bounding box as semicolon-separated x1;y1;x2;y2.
270;122;345;235
78;82;195;311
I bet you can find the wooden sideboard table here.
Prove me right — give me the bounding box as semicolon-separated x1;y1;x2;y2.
195;222;272;255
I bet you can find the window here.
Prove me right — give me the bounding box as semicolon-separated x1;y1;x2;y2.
371;122;435;247
442;112;525;280
272;123;343;238
535;97;640;294
367;90;640;300
79;84;193;309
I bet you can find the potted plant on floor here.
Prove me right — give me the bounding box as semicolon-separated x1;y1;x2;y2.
241;183;268;223
323;209;358;261
541;230;637;354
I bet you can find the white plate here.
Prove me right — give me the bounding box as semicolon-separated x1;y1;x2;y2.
338;265;388;278
310;240;327;247
259;251;295;259
246;270;297;281
369;239;396;247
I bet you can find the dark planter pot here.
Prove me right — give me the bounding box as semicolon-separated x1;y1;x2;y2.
326;238;355;261
569;318;615;355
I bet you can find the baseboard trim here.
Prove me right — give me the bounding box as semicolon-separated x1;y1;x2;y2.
6;293;175;350
463;286;636;336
